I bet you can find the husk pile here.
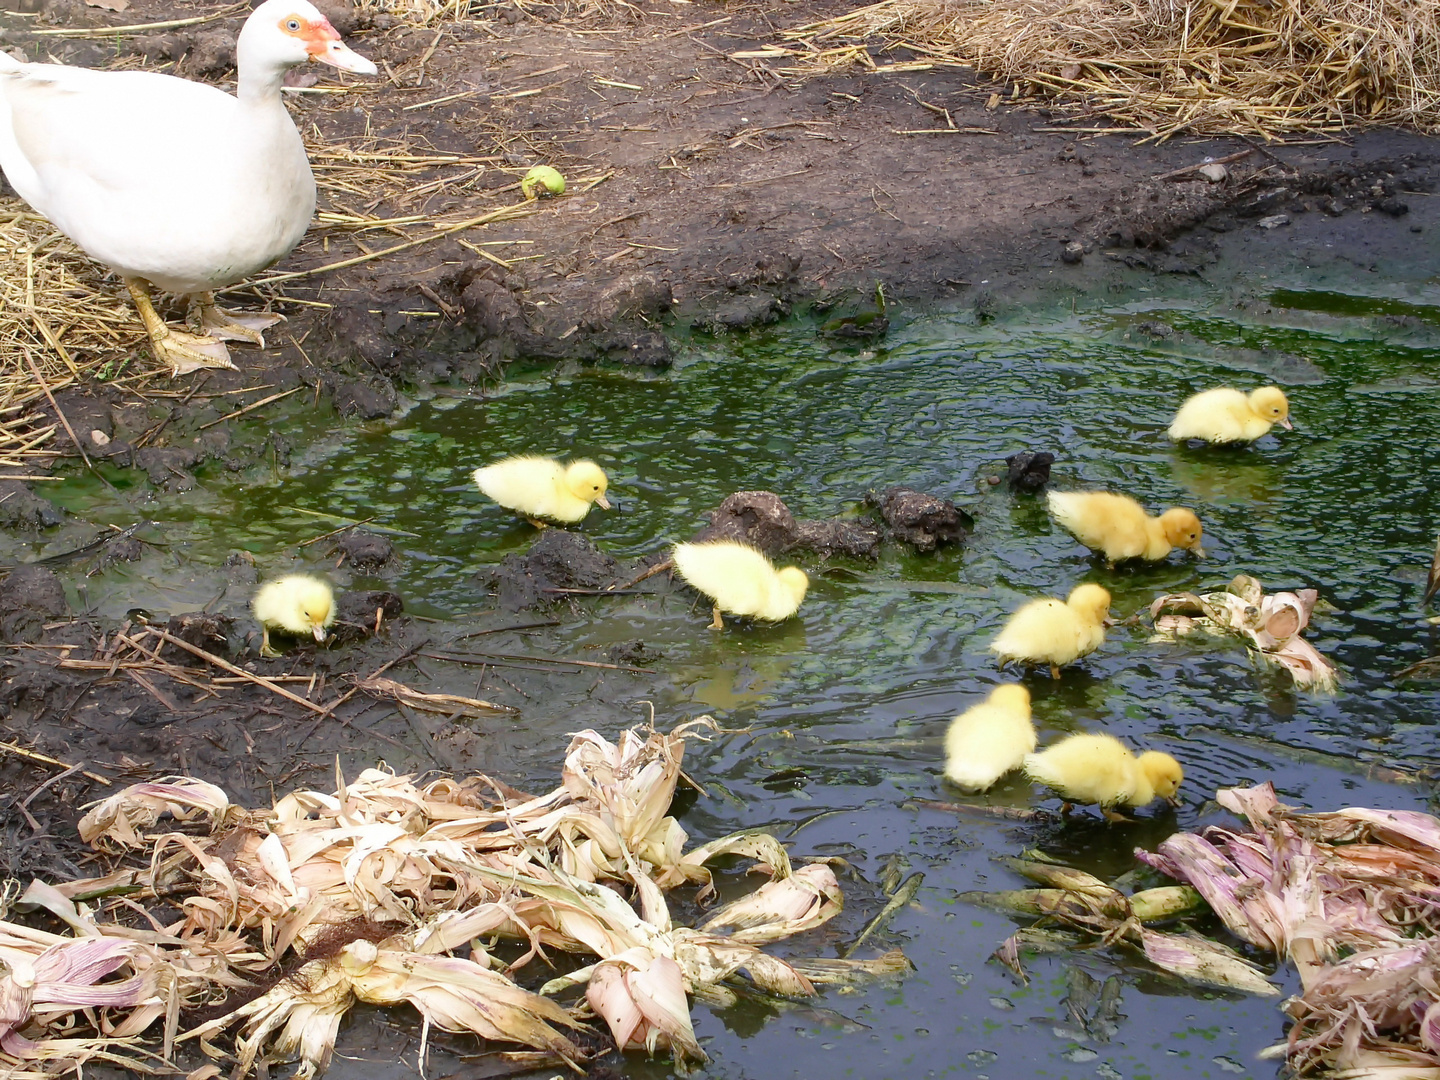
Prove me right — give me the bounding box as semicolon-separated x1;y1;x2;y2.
1139;782;1440;1076
0;722;903;1078
784;0;1440;139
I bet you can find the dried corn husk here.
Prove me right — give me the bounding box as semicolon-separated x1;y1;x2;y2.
1151;576;1338;691
77;778;233;848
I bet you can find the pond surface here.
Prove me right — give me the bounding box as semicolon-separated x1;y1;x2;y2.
40;257;1440;1079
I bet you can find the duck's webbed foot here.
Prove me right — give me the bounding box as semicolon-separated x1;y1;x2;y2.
126;279;236;377
707;605;725;630
194;292;284;346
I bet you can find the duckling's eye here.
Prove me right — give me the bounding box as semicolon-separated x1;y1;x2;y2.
285;17;302;30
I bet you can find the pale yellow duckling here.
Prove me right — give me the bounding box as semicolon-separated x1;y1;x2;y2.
672;540;808;630
943;684;1035;792
252;574;335;657
990;583;1111;679
1023;733;1184;822
1168;386;1292;444
1048;490;1205;563
471;455;612;526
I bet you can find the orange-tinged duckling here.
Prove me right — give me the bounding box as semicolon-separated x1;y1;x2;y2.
1048;490;1205;563
472;455;611;525
1023;733;1184;821
1168;386;1292;444
990;583;1111;679
253;574;335;658
672;540;808;629
943;684;1035;792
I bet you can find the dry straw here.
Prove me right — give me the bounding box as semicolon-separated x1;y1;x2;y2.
785;0;1440;139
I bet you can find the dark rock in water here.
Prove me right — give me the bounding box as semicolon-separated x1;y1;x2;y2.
332;377;398;420
695;490;881;558
693;491;797;556
490;530;620;611
608;640;660;666
694;293;788;333
792;518;882;559
866;487;973;552
1005;451;1055;494
0;564;67;642
0;481;63;529
161;612;231;658
336;529;395;571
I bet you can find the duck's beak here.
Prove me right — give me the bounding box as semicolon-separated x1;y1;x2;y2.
595;493;613;510
1278;417;1294;430
1192;544;1207;559
1165;794;1182;808
308;23;378;75
1102;616;1117;628
312;624;328;643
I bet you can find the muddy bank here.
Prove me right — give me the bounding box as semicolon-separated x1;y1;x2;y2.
3;0;1439;392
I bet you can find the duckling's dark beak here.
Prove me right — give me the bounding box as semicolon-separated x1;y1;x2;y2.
596;494;613;510
1102;616;1118;628
312;625;328;643
1166;794;1182;808
1193;545;1207;559
1278;417;1294;431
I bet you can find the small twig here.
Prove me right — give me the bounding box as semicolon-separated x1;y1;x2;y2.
147;628;330;716
23;349;117;493
0;740;110;785
844;872;925;958
299;517;376;548
421;649;654;674
1152;147;1255;180
195;385;306;431
610;559;673;591
20;761;87;810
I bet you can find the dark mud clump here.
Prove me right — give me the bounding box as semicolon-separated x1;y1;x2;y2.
0;565;68;642
489;530;623;610
331;590;405;647
694;490;881;559
335;528;396;572
161;612;233;657
1005;451;1055;494
866;487;974;552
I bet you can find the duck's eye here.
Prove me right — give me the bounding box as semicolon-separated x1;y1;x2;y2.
285;17;302;31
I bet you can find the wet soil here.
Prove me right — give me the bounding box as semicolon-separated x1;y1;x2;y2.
3;0;1438;389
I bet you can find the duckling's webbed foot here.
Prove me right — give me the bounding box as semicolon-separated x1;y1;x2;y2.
194;292;284;346
259;627;281;659
125;279;237;377
707;605;725;630
1102;809;1134;824
1050;664;1062;680
526;517;550;530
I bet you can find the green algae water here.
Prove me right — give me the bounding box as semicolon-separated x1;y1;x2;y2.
36;260;1440;1078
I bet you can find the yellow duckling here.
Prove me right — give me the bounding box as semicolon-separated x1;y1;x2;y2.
252;574;335;658
1023;733;1184;822
1168;386;1292;444
471;455;612;526
990;583;1111;679
1048;490;1205;563
672;540;808;630
943;684;1035;792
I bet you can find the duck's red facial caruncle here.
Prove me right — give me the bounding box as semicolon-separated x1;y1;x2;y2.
279;12;377;73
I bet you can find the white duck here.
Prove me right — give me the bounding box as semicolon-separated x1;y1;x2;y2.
0;0;375;375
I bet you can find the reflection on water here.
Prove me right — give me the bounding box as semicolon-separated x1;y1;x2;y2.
34;265;1440;1079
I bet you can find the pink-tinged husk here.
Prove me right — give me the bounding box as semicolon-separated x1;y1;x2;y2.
587;948;705;1065
1137;929;1279;996
1141;784;1440;1075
